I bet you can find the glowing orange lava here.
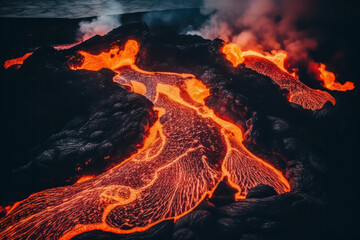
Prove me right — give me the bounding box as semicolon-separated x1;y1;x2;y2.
71;40;139;71
222;42;336;110
53;42;82;50
242;50;297;77
222;43;294;76
315;63;355;91
222;43;244;67
0;40;290;239
76;175;95;184
3;52;32;69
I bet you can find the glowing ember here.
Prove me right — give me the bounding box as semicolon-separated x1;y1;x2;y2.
222;42;336;110
3;52;32;69
315;63;355;91
0;40;290;239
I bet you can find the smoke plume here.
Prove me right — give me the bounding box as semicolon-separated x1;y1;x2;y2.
189;0;319;66
77;15;121;42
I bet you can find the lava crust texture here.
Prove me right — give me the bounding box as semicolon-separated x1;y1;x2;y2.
0;23;344;240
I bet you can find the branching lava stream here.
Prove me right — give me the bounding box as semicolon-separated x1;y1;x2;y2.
221;42;356;110
0;40;290;239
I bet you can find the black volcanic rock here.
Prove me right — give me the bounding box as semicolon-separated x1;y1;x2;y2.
246;185;278;199
0;45;157;204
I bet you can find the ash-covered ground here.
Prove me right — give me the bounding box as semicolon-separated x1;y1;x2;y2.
1;8;360;240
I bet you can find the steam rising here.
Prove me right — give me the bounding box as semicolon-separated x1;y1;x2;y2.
189;0;318;66
77;15;121;42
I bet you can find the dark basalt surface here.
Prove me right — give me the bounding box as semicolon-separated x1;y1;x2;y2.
0;43;157;204
1;22;359;239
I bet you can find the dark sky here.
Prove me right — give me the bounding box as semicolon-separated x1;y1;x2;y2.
0;0;203;18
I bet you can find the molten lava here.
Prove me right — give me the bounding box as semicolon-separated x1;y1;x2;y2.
315;63;355;91
222;44;294;76
76;175;95;184
242;50;296;77
0;40;290;239
71;41;139;71
3;52;32;69
222;43;244;67
222;42;336;110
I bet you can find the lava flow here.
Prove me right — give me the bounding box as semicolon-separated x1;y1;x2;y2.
3;52;32;69
221;42;343;110
0;40;290;239
314;63;355;91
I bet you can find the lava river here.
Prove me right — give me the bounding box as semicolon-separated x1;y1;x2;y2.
222;42;347;110
0;40;290;239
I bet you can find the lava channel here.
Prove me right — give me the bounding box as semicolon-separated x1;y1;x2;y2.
222;42;337;110
0;40;290;239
